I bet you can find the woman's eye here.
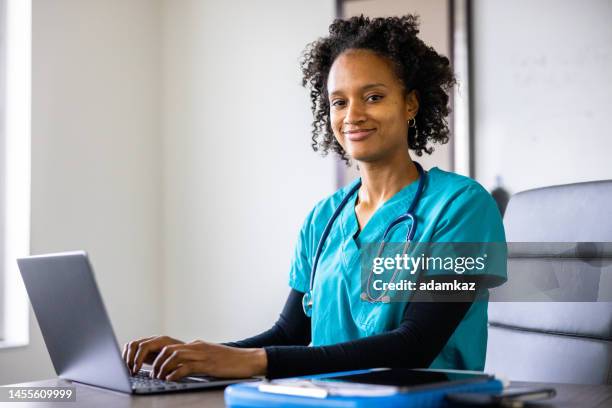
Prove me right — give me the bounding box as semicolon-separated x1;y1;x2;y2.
367;94;384;102
332;100;346;107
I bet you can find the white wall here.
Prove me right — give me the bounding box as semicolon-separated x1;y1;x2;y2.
0;0;336;384
473;0;612;193
0;0;162;384
160;0;336;342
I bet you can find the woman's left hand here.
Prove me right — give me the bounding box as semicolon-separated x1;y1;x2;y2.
150;340;267;380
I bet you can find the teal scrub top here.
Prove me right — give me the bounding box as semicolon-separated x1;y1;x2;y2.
288;166;507;371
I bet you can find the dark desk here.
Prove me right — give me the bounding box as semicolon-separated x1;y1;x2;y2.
2;378;611;407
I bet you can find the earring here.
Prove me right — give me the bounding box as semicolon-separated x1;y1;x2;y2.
408;117;418;141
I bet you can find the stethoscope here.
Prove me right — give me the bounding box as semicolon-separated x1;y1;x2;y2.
302;161;427;317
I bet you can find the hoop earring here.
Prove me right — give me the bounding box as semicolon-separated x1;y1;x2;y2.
408;117;418;142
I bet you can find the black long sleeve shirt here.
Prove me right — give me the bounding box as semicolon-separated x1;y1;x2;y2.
224;286;475;379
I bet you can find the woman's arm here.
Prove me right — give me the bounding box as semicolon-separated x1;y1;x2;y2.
222;289;311;348
146;280;477;380
128;289;310;379
263;285;476;379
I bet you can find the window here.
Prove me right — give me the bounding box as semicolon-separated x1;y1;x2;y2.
0;0;30;348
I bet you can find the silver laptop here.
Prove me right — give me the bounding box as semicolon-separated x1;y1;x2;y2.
17;251;256;394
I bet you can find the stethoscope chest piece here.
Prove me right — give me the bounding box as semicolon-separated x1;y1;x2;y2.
302;291;313;317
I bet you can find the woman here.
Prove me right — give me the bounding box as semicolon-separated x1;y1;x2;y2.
123;15;506;381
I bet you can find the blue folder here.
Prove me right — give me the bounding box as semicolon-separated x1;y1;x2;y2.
225;369;503;408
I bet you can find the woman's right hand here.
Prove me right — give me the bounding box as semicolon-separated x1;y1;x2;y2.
122;335;185;375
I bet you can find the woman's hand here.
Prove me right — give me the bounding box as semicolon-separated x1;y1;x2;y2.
150;340;267;380
122;335;185;375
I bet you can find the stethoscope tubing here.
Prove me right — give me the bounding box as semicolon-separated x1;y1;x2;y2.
303;161;426;316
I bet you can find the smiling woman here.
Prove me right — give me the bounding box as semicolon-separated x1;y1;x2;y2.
123;14;506;382
327;50;420;164
302;14;455;165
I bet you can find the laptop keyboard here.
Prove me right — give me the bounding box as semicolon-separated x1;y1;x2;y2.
130;370;206;391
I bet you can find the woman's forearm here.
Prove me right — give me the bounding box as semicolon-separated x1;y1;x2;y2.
263;299;474;379
223;288;311;348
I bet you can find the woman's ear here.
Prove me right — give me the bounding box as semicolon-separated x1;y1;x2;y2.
404;89;419;120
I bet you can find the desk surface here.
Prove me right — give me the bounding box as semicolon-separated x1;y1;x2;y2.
2;378;611;407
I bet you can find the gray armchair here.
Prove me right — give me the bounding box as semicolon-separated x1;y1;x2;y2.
484;180;612;385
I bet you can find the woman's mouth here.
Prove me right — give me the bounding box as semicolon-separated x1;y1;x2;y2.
344;128;376;141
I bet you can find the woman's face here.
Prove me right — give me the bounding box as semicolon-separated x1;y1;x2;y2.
327;49;418;163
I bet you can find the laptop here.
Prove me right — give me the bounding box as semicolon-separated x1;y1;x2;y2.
17;251;257;394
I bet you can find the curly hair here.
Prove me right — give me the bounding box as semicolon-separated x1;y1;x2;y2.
300;14;455;164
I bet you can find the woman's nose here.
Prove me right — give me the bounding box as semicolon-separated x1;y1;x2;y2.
344;101;367;124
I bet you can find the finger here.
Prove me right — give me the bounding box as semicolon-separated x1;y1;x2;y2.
158;350;201;380
124;336;155;369
166;362;200;382
133;337;166;374
151;344;181;378
151;342;201;377
125;340;141;370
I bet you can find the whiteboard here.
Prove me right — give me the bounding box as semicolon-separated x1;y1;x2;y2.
472;0;612;194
